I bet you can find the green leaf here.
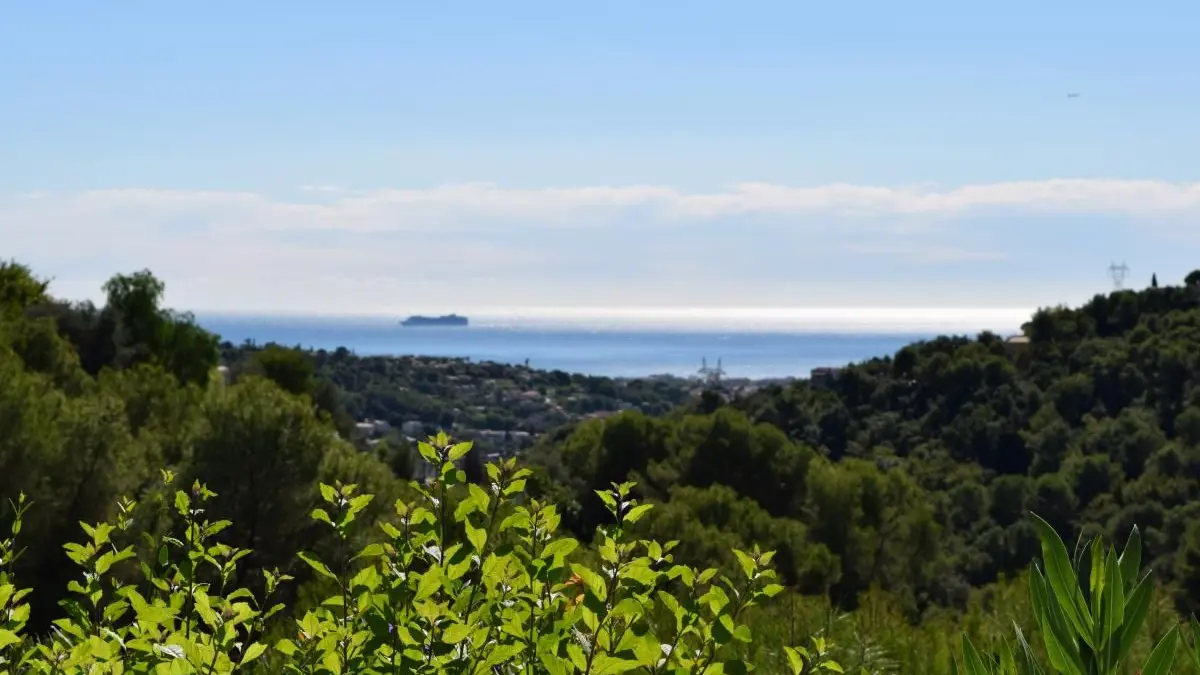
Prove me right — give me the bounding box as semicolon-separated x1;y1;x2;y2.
1012;622;1047;675
485;463;501;484
310;508;333;526
657;590;685;629
319;483;338;504
415;567;442;601
761;583;785;598
349;564;381;593
1115;575;1153;664
417;442;440;464
621;561;659;587
1100;547;1124;645
296;552;337;580
784;647;805;675
240;643;268;666
712;614;735;645
566;642;588;671
570;564;608;602
1118;525;1142;590
1189;616;1200;670
133;603;175;627
1141;626;1179;675
0;628;20;649
623;503;653;525
595;490;618;511
442;622;472;644
8;602;29;625
1087;538;1106;621
731;549;757;580
1029;568;1085;675
348;493;374;516
447;441;473;462
962;636;990;675
1031;514;1094;647
484;644;524;668
542;538;579;562
464;521;487;552
592;654;642;675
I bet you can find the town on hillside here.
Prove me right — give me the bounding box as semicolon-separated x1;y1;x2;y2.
218;343;802;471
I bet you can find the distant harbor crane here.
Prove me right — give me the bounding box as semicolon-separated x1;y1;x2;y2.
696;357;726;389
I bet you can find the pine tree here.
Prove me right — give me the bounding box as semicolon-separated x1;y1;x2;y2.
1152;273;1159;288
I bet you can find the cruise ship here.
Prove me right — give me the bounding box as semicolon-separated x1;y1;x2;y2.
399;314;469;327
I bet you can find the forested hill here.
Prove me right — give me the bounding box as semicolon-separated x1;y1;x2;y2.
10;256;1200;669
0;263;410;628
522;273;1200;618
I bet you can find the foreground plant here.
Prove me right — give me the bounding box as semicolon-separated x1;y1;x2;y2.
0;433;838;674
956;514;1178;675
0;494;33;673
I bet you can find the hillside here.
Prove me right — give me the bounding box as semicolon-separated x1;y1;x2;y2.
7;259;1200;673
0;262;410;629
522;274;1200;619
217;342;700;451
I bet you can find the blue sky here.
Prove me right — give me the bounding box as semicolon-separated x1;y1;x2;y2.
4;1;1200;328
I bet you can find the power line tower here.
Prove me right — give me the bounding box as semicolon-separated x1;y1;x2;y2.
1109;262;1130;291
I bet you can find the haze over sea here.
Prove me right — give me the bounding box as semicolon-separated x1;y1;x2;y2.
198;307;1032;379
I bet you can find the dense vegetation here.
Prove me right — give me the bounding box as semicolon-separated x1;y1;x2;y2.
9;258;1200;671
520;275;1200;624
0;262;408;632
1;436;832;674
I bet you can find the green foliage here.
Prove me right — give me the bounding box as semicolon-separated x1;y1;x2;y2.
13;261;1200;673
954;513;1179;675
522;275;1200;623
0;435;839;674
0;262;50;317
247;345;315;397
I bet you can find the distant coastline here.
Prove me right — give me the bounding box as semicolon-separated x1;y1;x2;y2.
197;315;934;380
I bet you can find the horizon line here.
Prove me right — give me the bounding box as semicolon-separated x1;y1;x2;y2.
191;305;1038;318
191;306;1037;335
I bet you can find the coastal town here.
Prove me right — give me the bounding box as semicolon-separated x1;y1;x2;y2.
327;354;799;453
217;342;803;464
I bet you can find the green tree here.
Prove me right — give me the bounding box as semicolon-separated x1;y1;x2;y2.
186;377;336;586
0;260;50;315
250;344;316;396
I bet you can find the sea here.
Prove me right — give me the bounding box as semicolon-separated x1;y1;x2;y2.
196;312;1026;380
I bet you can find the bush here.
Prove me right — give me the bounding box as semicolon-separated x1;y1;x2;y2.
0;434;841;674
953;514;1191;675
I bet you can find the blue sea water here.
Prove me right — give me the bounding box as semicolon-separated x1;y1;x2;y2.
198;315;938;380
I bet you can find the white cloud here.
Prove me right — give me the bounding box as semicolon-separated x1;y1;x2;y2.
843;242;1007;263
3;177;1199;315
8;177;1200;236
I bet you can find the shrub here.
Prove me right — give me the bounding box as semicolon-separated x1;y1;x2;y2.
0;433;842;674
954;514;1187;675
